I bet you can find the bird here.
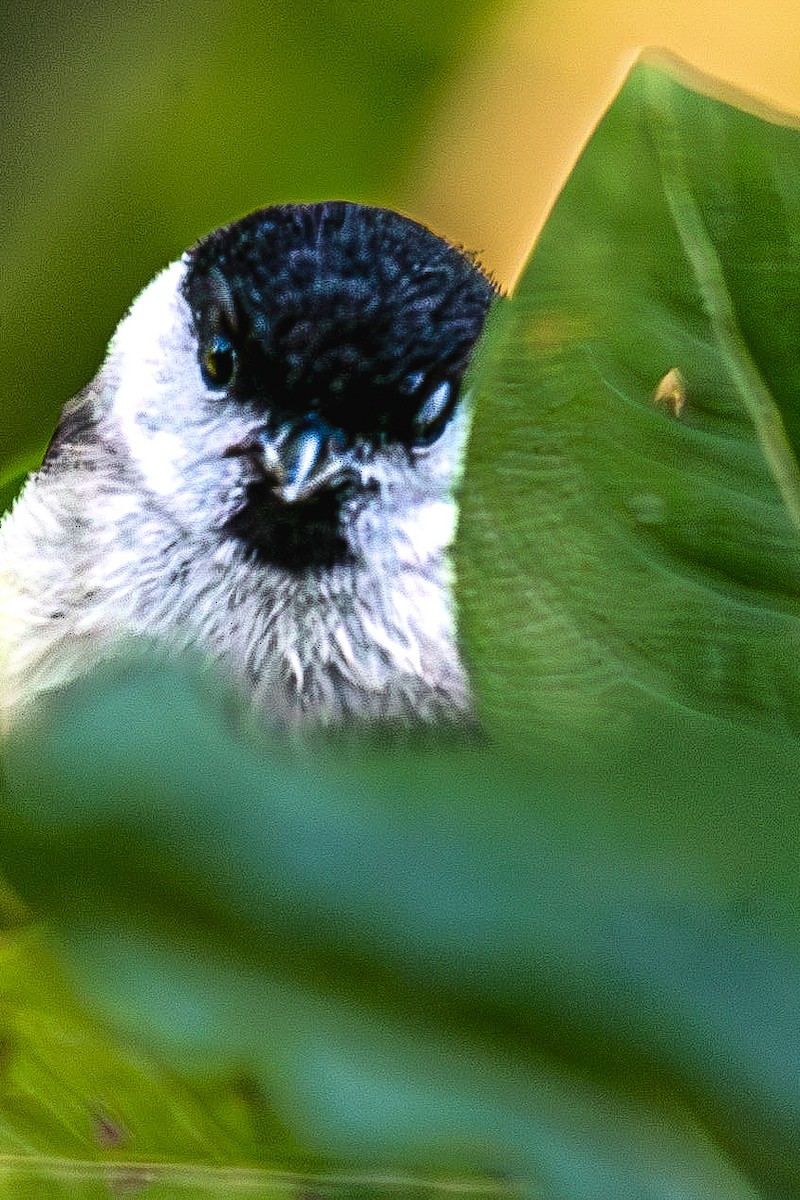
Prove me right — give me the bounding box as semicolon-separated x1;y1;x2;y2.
0;202;496;733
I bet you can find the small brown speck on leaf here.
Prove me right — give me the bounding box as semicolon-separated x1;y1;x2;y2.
93;1109;127;1149
653;367;687;417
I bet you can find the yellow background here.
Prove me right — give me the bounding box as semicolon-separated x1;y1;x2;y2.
413;0;800;285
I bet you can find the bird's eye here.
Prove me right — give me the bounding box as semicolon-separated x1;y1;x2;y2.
413;380;455;445
201;335;237;388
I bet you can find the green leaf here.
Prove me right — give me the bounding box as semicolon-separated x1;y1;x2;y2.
458;55;800;740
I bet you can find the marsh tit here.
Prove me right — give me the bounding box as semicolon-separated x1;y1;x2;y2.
0;202;495;731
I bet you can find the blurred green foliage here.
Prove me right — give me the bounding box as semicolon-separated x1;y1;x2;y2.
0;659;773;1199
0;926;303;1168
3;47;800;1200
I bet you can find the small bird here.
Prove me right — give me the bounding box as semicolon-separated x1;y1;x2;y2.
0;202;495;732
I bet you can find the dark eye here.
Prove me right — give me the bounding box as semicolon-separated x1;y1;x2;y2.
413;379;455;445
201;335;237;388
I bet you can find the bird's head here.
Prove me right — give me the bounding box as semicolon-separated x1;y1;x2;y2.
101;202;496;577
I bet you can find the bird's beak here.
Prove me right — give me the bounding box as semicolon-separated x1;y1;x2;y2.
252;417;353;503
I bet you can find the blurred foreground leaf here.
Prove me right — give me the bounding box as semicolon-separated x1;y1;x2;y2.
3;53;800;1200
1;660;772;1199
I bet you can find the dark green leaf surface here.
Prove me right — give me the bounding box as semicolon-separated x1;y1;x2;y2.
3;54;800;1200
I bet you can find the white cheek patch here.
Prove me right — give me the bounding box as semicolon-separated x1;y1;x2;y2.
397;499;457;565
108;260;195;498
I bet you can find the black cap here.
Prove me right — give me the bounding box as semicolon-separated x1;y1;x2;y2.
182;201;495;448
